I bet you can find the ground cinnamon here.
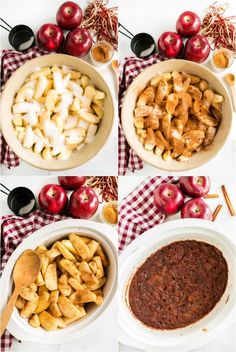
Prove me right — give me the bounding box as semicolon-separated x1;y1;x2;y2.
92;43;112;63
213;51;229;69
102;202;118;224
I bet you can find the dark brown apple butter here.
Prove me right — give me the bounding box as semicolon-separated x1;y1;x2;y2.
128;240;228;330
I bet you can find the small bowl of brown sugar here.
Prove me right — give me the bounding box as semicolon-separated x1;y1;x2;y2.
90;41;114;66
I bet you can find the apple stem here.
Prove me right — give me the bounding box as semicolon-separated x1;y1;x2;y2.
82;192;89;201
196;177;203;185
66;7;72;14
185;16;190;23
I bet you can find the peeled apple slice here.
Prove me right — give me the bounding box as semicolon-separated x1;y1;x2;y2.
67;81;83;97
23;126;35;148
64;115;78;130
78;109;100;124
64;128;86;145
85;124;98;144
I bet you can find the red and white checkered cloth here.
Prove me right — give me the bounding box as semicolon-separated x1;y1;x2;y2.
0;210;67;351
118;176;178;252
118;53;164;175
0;46;49;168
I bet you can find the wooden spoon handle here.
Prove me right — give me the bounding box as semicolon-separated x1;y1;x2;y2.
0;286;20;336
230;86;236;112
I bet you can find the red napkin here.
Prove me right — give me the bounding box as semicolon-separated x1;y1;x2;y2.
118;176;178;252
0;46;49;168
118;53;164;175
0;210;67;351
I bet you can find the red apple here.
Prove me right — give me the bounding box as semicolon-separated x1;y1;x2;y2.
56;1;83;30
157;31;183;58
179;176;210;198
58;176;86;190
69;186;99;219
64;28;92;57
184;34;210;63
181;198;212;220
154;183;184;215
176;11;201;37
38;184;67;214
37;23;64;52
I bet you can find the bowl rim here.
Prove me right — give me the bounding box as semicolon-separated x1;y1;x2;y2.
118;219;236;349
0;54;115;171
0;219;118;344
121;59;233;172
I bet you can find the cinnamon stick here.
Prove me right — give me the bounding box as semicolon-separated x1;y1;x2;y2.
204;194;219;199
212;204;223;221
221;185;236;216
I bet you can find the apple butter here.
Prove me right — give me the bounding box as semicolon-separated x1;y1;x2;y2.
128;240;228;330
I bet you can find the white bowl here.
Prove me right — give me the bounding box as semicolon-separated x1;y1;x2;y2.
121;59;233;172
118;219;236;350
0;54;114;171
0;219;117;344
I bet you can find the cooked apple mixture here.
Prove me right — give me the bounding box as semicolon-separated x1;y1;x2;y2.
128;240;228;330
134;71;223;162
12;65;106;160
15;233;109;330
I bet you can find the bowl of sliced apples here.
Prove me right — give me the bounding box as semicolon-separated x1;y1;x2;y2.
121;59;233;172
1;54;114;170
0;220;117;343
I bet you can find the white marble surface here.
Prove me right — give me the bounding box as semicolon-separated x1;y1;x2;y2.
0;0;118;176
119;0;236;177
118;175;236;351
0;176;118;351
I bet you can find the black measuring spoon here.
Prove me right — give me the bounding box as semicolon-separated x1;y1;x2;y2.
0;18;35;51
118;23;156;59
0;183;36;217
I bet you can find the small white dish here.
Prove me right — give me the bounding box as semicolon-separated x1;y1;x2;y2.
0;219;117;344
90;41;114;67
118;219;236;350
211;48;234;73
100;201;118;227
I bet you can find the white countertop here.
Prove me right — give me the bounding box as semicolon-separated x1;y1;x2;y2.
119;0;236;177
118;175;236;351
0;0;118;176
0;175;118;351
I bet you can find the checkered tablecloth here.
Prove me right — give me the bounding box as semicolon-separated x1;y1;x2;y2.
0;210;67;351
118;176;178;252
118;53;164;175
0;46;49;168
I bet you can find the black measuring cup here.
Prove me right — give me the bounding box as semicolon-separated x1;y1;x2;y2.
0;183;36;217
0;18;35;51
119;23;156;59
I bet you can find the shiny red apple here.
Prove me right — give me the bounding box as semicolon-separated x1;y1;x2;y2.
64;28;92;57
38;184;68;214
181;198;212;220
157;31;183;58
179;176;210;198
184;34;210;63
56;1;83;30
37;23;64;52
176;11;201;37
154;183;184;215
69;186;99;219
58;176;86;190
